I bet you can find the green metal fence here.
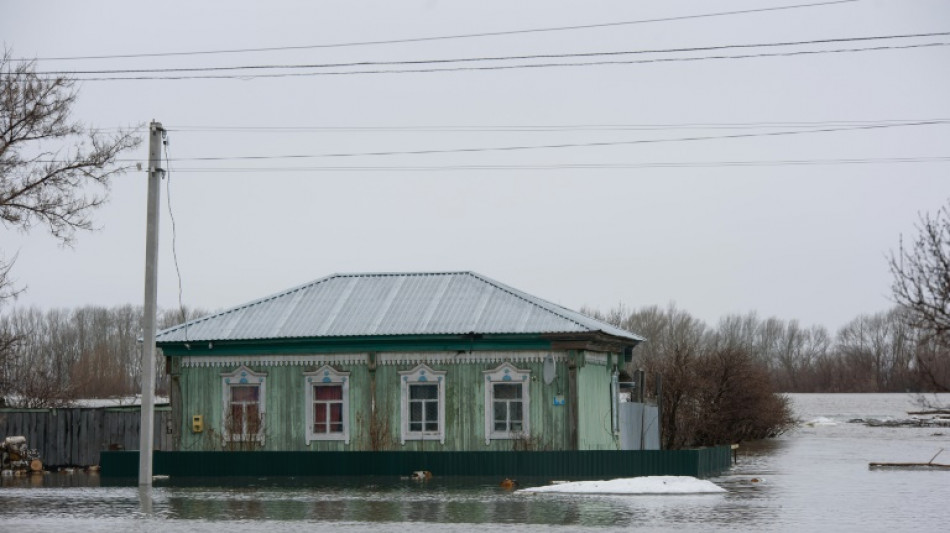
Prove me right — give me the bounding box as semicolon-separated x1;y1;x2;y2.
101;447;732;479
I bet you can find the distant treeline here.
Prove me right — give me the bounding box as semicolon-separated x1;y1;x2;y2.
585;304;950;394
0;305;205;407
583;304;949;448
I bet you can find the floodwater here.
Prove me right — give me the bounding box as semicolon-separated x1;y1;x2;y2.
1;393;948;532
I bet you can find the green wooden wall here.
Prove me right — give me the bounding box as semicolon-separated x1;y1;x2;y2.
577;357;619;450
175;352;619;452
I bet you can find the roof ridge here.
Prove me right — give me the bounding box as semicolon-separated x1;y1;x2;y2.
463;271;603;334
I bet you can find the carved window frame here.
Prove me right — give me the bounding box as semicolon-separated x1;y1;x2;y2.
220;365;267;443
304;365;351;445
483;362;530;444
399;364;446;444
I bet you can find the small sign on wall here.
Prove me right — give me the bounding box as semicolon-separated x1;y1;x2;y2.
553;395;565;406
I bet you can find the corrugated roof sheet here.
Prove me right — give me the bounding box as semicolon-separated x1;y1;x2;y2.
155;271;644;343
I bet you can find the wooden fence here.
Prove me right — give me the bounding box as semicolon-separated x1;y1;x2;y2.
0;406;172;467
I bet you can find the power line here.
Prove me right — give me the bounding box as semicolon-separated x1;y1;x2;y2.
49;41;950;81
160;156;950;173
14;0;862;62
86;117;950;134
116;120;950;162
25;31;947;76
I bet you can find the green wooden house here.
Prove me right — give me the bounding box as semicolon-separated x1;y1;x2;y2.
158;272;644;453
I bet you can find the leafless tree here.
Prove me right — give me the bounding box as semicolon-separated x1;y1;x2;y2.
0;49;141;397
0;50;141;243
889;201;950;390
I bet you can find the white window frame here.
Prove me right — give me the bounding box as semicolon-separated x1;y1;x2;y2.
483;362;530;444
304;365;350;445
220;365;267;443
399;364;446;445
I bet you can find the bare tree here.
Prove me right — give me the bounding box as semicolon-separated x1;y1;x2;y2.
1;50;141;243
0;49;141;400
889;201;950;390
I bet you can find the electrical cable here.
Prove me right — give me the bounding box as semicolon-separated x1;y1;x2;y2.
13;0;863;62
161;118;950;134
24;31;949;76
46;41;950;81
162;156;950;173
163;133;188;341
117;119;950;162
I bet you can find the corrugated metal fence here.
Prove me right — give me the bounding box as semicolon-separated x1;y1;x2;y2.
101;447;733;479
0;407;172;467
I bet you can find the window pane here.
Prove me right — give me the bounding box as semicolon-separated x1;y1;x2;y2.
410;384;438;400
410;401;422;422
231;385;259;402
246;407;261;434
494;402;507;422
329;403;343;431
425;401;438;425
510;421;523;432
425;421;438;431
315;385;342;400
314;404;327;424
494;384;521;399
229;405;244;432
510;402;523;423
410;422;422;431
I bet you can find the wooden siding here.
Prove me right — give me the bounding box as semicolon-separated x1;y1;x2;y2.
175;354;616;452
0;407;172;467
577;357;619;450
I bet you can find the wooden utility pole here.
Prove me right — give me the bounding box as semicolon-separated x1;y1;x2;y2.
139;120;163;487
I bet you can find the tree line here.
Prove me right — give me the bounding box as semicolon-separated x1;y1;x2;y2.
0;306;203;407
584;303;948;449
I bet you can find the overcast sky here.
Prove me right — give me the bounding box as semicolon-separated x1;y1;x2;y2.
2;0;949;333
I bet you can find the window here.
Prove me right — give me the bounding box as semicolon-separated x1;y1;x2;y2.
304;366;350;444
221;366;267;443
483;363;530;444
399;364;446;444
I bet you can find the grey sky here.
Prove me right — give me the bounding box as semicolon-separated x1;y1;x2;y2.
2;0;949;333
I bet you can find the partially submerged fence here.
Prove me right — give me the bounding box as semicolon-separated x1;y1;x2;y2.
101;447;732;479
0;406;172;467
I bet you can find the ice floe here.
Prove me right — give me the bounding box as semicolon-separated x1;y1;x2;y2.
802;416;838;427
518;476;726;495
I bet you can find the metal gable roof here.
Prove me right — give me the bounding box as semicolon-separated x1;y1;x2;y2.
155;271;644;344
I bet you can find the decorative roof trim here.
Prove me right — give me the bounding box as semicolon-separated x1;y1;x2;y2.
182;354;368;368
377;351;565;366
180;351;567;368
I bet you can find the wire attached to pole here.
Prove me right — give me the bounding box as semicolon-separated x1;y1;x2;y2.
163;131;189;342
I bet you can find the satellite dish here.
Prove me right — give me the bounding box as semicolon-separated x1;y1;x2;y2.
542;354;556;384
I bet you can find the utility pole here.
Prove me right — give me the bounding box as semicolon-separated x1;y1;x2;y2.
139;120;163;487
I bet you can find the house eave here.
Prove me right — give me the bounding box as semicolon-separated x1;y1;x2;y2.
158;331;638;357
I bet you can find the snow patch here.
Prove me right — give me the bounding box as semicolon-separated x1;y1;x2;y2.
518;476;726;495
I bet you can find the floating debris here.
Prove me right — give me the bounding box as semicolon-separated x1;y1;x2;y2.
499;478;519;489
410;470;432;481
870;449;950;470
